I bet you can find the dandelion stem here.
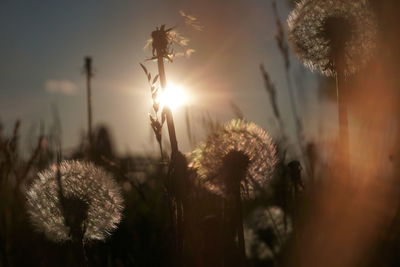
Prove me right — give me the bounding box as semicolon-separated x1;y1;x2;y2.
336;70;350;178
331;26;350;178
234;192;247;267
74;239;88;267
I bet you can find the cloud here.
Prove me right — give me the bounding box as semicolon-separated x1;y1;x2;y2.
45;79;78;95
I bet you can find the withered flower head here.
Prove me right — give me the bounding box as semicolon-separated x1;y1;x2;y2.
288;0;377;76
149;25;192;61
26;160;124;243
189;119;277;199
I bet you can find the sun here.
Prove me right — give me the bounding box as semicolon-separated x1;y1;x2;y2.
157;83;189;110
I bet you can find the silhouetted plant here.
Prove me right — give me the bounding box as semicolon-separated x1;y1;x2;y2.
288;0;378;179
83;56;95;151
190;119;277;266
288;0;377;76
26;160;124;242
190;119;277;199
246;206;292;262
141;21;197;266
271;1;310;177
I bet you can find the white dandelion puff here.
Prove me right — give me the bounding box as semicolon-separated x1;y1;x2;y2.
189;119;277;199
288;0;378;76
26;160;124;243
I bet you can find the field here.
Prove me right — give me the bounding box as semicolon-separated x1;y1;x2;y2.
2;0;400;266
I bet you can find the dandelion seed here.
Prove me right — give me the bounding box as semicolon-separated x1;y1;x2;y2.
288;0;377;76
179;10;204;31
185;48;196;57
26;160;124;243
189;119;277;199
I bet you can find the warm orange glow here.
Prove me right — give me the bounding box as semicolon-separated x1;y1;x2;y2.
157;83;189;110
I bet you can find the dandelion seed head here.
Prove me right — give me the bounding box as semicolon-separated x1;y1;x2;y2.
189;120;277;199
26;160;124;243
288;0;377;76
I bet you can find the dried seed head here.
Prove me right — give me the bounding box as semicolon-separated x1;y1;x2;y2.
189;120;277;199
288;0;377;76
26;160;124;243
151;25;172;58
150;25;192;60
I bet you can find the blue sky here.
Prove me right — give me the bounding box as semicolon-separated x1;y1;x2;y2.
0;0;322;155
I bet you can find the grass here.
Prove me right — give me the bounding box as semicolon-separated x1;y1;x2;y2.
2;1;400;267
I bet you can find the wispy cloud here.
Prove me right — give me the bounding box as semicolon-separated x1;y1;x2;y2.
45;79;78;95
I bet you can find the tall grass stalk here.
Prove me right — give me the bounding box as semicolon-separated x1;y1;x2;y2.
152;28;179;156
272;1;311;177
145;25;191;267
84;57;94;150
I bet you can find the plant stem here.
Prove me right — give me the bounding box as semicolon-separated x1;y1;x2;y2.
336;70;350;178
75;239;88;267
234;191;247;267
156;55;179;156
84;57;93;149
265;208;284;248
155;51;185;266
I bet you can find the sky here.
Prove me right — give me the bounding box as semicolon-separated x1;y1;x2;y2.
0;0;324;156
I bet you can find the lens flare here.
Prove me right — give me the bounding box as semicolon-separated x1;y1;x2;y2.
157;83;189;110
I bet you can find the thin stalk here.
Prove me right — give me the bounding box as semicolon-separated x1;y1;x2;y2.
222;198;232;267
234;191;247;267
74;239;88;267
56;149;86;267
0;206;9;267
84;57;93;149
271;1;310;176
165;161;179;263
260;64;286;140
284;70;313;179
156;55;179;156
265;208;284;249
335;65;350;179
222;197;240;267
223;152;249;267
329;17;350;179
156;49;184;266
